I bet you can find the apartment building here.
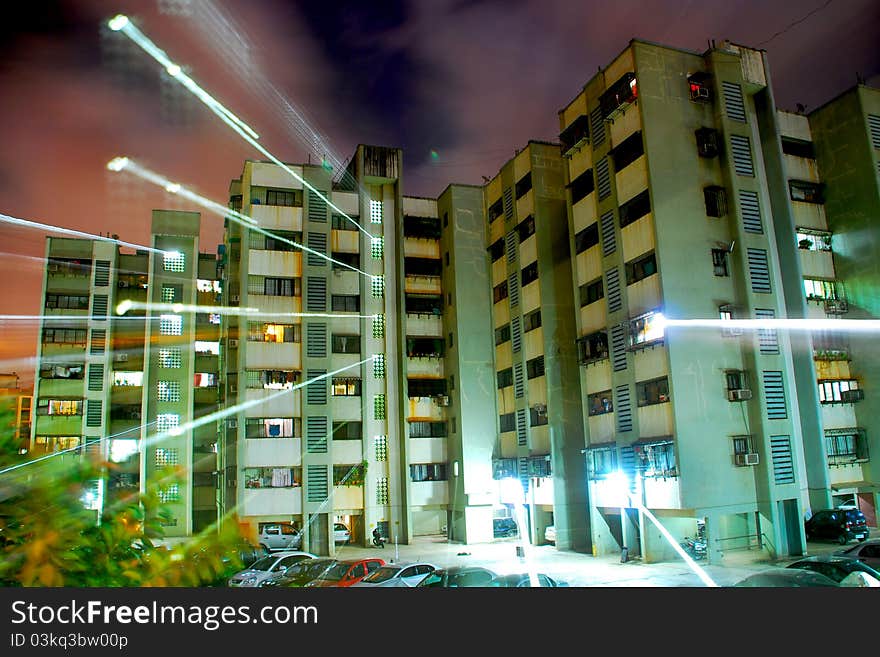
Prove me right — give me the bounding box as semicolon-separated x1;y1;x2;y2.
0;373;32;449
557;39;837;562
30;211;223;535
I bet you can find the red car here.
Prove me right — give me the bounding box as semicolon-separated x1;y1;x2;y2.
304;558;385;587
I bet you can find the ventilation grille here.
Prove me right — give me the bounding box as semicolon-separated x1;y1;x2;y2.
94;260;110;287
512;361;526;399
739;190;763;233
606;267;622;313
503;187;514;223
619;445;636;481
867;114;880;149
615;384;632;432
306;323;327;358
763;370;787;419
610;324;627;372
600;211;616;256
306;465;329;502
90;329;105;355
516;408;528;446
87;364;104;391
722;81;747;123
507;270;520;309
306;277;326;311
308;194;327;223
306;232;327;266
590;106;606;147
505;231;518;264
596;157;612;201
511;315;522;353
305;416;328;453
305;369;327;405
770;435;795;484
747;248;771;293
755;309;779;354
86;399;102;428
91;294;108;321
730;135;755;176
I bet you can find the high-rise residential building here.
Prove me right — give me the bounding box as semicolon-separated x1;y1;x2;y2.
0;373;32;450
30;211;223;535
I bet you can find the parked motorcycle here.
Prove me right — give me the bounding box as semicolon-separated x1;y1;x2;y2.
680;536;707;560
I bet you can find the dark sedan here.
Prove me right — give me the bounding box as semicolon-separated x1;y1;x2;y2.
488;573;568;587
786;555;880;584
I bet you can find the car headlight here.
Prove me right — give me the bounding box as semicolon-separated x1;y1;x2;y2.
244;576;257;586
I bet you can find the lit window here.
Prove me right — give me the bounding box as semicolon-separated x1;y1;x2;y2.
796;231;831;251
159;348;182;368
194;341;220;355
209;313;221;325
156;413;180;434
588;390;613;416
48;400;80;415
246;417;296;438
159;314;183;336
196;279;222;293
804;279;837;300
113;371;143;386
629;310;664;348
157;381;181;402
332;378;362;397
109;439;138;463
193;373;216;388
163;252;185;273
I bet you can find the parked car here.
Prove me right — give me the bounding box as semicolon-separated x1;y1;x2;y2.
262;558;338;588
805;507;869;544
544;525;556;544
416;566;499;588
488;573;569;587
836;538;880;568
227;551;315;587
334;523;351;544
258;523;302;552
304;558;385;587
733;568;839;587
786;555;880;584
352;562;437;588
493;517;518;538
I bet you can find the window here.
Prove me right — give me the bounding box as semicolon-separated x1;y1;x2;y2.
695;127;720;158
523;309;541;332
497;368;513;389
625;252;657;285
246;369;299;389
33;436;80;454
569;169;595;205
515;172;532;199
781;138;815;159
634;441;676;478
331;377;361;397
159;314;183;336
526;356;545;379
193;373;216;387
618;190;650;228
410;463;448;482
574;223;599;255
499;413;515;433
332;421;362;440
334;464;366;486
409;421;447;438
40;362;84;379
517;215;536;242
712;249;729;277
495;324;511;345
579;278;604;307
529;405;548;427
163;252;185;272
45;294;89;310
637;377;669;406
559;114;590;154
405;294;442;315
789;180;824;204
687;72;712;102
332;334;360;353
40;399;81;416
610;131;644;171
245;417;297;439
796;230;832;251
488;237;504;262
334;214;361;232
331;251;360;270
265;188;301;206
725;370;749;391
261;277;300;297
42;327;87;345
407;378;447;398
577;331;609;364
158;348;182;368
244;467;300;489
588;390;613;416
628;310;664;349
488;198;503;223
587;446;617;479
47;257;91;277
732;435;755;458
704;186;727;217
804;279;838;300
331;295;360;312
493;281;509;304
825;428;868;465
406;337;443;358
818;379;860;404
599;71;637;118
157;381;181;402
249;322;301;343
405;257;442;277
521;261;538;287
194;341;220;355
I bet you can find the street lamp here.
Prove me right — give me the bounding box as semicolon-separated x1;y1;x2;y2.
499;477;539;587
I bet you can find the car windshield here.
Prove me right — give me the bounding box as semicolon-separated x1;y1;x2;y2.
248;557;278;571
362;567;400;583
316;563;350;581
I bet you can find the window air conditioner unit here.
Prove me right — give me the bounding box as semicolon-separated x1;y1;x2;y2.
690;86;711;101
735;453;760;466
113;353;128;362
118;280;130;288
228;339;239;348
841;389;864;403
534;403;547;416
230;295;240;304
727;388;753;402
435;395;450;407
227;418;238;429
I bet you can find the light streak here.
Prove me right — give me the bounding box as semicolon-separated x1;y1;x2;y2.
0;212;170;255
109;15;370;238
108;157;373;277
117;299;381;321
660;316;880;333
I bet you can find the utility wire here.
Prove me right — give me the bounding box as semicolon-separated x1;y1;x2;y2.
757;0;835;46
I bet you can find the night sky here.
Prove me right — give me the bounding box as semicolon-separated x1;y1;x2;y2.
1;0;878;385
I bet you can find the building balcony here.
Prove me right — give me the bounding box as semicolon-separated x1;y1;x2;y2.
409;481;448;506
799;249;835;280
38;378;84;397
403;236;440;259
110;385;142;406
406;356;444;378
408;437;446;464
334;485;364;511
406;396;445;422
248;250;303;278
244;437;301;468
404;275;441;295
249;204;303;232
245;341;301;370
33;415;82;435
241;486;302;517
244;388;302;418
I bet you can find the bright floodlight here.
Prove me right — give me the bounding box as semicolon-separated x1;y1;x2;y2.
166;63;181;78
165;182;181;194
106;156;129;172
108;14;129;31
116;300;133;316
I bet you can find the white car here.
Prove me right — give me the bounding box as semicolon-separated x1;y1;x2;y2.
258;523;302;551
334;523;351;544
544;525;556;544
352;563;437;588
227;551;316;587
